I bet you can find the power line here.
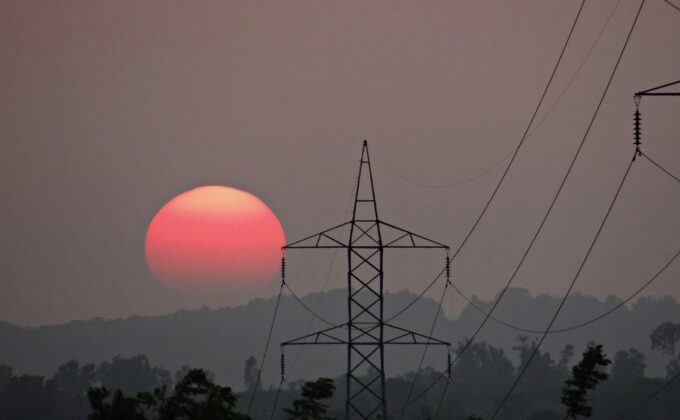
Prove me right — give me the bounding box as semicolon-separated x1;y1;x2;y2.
486;0;646;414
616;370;680;418
642;151;680;182
389;1;588;414
247;278;286;415
268;177;358;416
663;0;680;13
374;0;620;191
526;0;622;139
440;3;647;415
398;280;450;420
413;0;586;265
489;150;637;419
374;149;511;189
283;283;338;328
447;245;680;334
384;243;680;417
385;266;445;322
449;0;643;380
389;369;448;418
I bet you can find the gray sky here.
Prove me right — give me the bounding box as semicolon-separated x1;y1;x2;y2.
1;0;679;326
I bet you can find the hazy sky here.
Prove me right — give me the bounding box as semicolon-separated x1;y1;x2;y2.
1;0;679;326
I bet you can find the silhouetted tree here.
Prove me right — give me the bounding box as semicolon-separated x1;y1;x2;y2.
527;409;561;420
0;374;60;420
284;378;335;420
666;358;680;379
243;356;259;391
512;335;568;415
650;321;680;359
174;365;215;385
611;348;646;382
89;368;249;420
561;344;611;419
155;368;249;420
559;344;575;368
53;359;95;396
0;366;12;394
88;387;147;420
96;355;172;395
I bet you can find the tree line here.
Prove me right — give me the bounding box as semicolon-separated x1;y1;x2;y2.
0;322;677;419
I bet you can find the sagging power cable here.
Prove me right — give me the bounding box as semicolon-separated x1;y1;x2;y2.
375;0;621;191
246;256;287;415
447;245;680;335
642;151;680;183
616;369;680;418
487;1;647;415
389;1;587;415
488;150;637;419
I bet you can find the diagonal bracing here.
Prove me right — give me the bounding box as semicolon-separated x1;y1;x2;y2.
281;141;450;420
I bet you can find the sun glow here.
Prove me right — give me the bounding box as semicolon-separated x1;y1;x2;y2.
145;186;285;289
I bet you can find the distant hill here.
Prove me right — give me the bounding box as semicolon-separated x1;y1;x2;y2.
0;288;677;389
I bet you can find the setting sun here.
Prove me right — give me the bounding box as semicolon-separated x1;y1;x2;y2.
145;186;285;289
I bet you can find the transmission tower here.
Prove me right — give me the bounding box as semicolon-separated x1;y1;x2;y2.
280;141;451;419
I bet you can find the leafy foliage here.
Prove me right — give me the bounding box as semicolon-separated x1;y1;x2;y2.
611;348;646;382
243;356;259;391
650;322;680;358
88;368;249;420
284;378;335;420
88;387;147;420
561;344;611;419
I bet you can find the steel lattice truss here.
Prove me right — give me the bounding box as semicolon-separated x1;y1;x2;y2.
281;141;450;420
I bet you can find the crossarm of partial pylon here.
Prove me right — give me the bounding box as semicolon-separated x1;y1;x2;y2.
283;221;352;249
281;323;349;346
382;323;450;346
378;221;449;249
636;79;680;96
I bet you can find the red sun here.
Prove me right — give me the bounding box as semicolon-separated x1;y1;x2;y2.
145;186;285;289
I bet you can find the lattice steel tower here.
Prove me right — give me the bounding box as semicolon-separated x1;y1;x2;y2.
281;141;451;419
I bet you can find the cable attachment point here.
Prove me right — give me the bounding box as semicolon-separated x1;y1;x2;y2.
446;351;452;382
281;256;286;285
633;105;642;161
280;351;286;381
445;254;451;287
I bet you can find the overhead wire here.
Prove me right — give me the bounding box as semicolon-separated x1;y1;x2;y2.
385;266;446;322
384;0;622;324
388;1;588;415
448;0;643;379
486;1;647;415
436;2;647;416
268;175;358;416
398;279;450;420
663;0;680;12
447;245;680;334
616;369;680;418
247;277;286;416
373;0;621;191
441;0;591;376
641;151;680;183
283;282;338;328
489;150;637;420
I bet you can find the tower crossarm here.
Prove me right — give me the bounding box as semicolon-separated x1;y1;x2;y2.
635;79;680;97
283;221;352;249
282;219;449;250
378;220;450;249
382;323;450;346
281;322;450;347
281;323;350;346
